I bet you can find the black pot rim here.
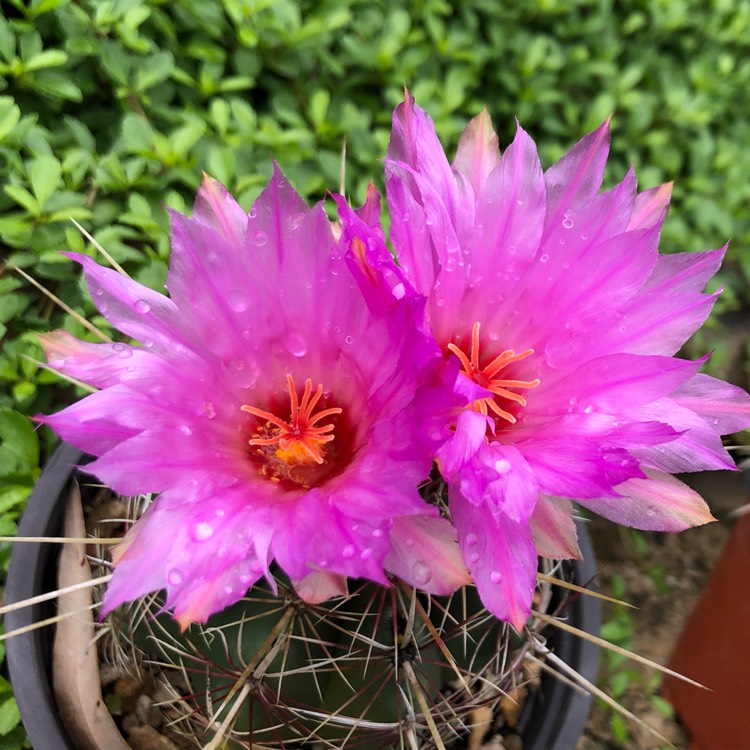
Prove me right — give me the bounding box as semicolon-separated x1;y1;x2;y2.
6;442;601;750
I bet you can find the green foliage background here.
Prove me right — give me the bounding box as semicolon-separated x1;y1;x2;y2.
1;0;749;743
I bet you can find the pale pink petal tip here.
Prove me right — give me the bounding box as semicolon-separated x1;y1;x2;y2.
294;571;348;604
385;515;471;595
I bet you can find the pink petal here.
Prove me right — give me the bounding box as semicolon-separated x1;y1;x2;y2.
531;496;581;559
672;373;750;434
453;108;501;193
293;570;348;604
543;119;610;238
627;182;673;231
451;490;537;631
385;515;471;595
579;469;715;531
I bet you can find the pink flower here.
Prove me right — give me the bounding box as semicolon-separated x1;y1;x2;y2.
386;94;750;629
40;171;469;628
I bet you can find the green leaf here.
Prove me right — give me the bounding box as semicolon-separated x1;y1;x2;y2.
0;697;20;736
0;16;15;63
0;97;20;142
135;50;174;91
0;407;39;471
29;154;62;208
3;184;39;215
23;48;67;72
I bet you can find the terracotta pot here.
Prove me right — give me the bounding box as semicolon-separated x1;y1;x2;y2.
6;442;601;749
663;510;750;749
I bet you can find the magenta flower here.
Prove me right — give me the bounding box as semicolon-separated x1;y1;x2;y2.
386;94;750;629
39;172;469;628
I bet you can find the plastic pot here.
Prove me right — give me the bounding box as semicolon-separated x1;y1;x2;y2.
6;442;601;749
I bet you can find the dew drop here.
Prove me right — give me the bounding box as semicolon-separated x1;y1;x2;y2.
223;585;233;595
494;458;512;474
444;256;457;272
539;254;549;263
144;339;154;349
95;288;104;296
254;230;268;246
204;402;216;419
344;335;353;345
284;331;308;357
405;537;415;548
360;547;373;560
167;569;184;586
562;218;574;229
393;282;406;299
372;528;384;538
490;570;503;584
583;405;594;414
466;533;478;546
248;206;257;218
646;506;657;517
411;561;432;585
228;289;249;312
342;544;355;559
134;299;151;314
192;521;215;541
179;425;192;436
469;551;480;564
215;508;226;517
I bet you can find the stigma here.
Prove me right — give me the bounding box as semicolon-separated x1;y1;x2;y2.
242;375;342;467
447;321;540;424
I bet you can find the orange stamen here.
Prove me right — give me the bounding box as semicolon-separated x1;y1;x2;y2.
242;374;342;465
447;321;540;424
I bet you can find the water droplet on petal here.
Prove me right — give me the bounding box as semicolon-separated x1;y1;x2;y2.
228;289;249;312
95;288;104;296
405;537;415;548
494;459;512;474
167;569;184;585
344;335;353;345
284;331;308;357
444;256;457;272
360;547;373;560
134;299;151;314
490;570;503;584
540;254;549;263
192;521;215;541
584;405;594;414
342;545;355;559
646;506;657;517
224;585;233;595
469;551;480;564
204;402;216;419
248;206;257;219
562;218;574;229
179;425;192;436
466;533;478;546
372;528;384;538
254;230;268;246
393;282;406;299
412;561;432;585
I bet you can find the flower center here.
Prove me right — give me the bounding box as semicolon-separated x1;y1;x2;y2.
242;375;343;486
447;321;540;424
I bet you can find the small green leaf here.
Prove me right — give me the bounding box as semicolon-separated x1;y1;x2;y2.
3;184;40;215
0;696;21;736
135;50;174;91
29;154;62;208
0;407;39;470
23;48;67;72
0;96;21;142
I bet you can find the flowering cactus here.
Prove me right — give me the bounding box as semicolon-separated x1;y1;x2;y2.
385;93;750;628
38;171;469;628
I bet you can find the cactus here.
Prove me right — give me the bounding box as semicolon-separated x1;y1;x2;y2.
82;481;571;750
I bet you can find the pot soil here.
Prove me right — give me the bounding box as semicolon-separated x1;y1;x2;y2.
6;442;601;749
